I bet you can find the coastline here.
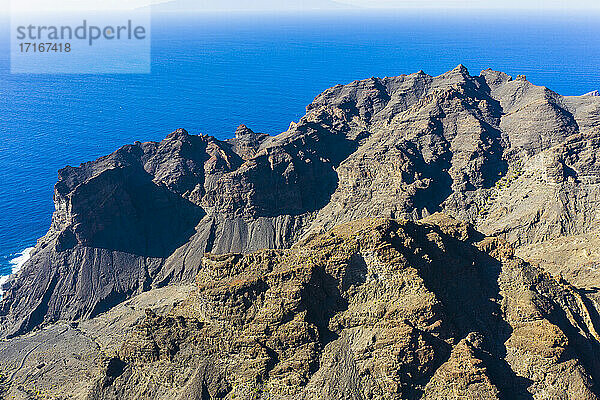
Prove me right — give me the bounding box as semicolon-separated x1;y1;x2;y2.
0;247;34;298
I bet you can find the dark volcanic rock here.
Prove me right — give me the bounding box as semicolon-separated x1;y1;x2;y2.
2;66;600;339
227;124;270;160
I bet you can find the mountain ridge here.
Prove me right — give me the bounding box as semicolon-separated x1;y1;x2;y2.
1;65;600;398
2;65;600;339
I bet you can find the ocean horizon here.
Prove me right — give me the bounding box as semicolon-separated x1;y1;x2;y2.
1;10;600;278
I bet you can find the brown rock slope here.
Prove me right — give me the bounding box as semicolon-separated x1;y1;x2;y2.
65;215;600;399
2;66;600;342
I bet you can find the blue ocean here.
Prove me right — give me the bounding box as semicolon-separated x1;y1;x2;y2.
1;10;600;276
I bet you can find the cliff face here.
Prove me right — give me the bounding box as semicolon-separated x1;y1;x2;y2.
99;215;600;400
1;66;599;349
2;215;600;400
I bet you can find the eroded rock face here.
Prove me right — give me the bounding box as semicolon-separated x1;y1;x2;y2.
61;216;600;399
2;66;600;340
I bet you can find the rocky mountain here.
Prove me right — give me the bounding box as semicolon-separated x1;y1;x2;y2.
1;66;600;399
2;215;600;399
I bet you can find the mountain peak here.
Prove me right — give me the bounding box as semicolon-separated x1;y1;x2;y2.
166;128;190;140
235;124;255;137
453;63;469;74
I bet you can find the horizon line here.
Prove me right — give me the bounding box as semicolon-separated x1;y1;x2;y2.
4;7;600;15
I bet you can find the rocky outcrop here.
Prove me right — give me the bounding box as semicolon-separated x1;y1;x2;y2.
2;66;600;341
3;215;600;399
95;216;600;399
0;285;194;400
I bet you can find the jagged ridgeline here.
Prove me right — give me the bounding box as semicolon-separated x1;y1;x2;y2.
1;66;600;399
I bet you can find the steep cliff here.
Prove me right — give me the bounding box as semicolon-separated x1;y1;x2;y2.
2;215;600;399
98;215;600;400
